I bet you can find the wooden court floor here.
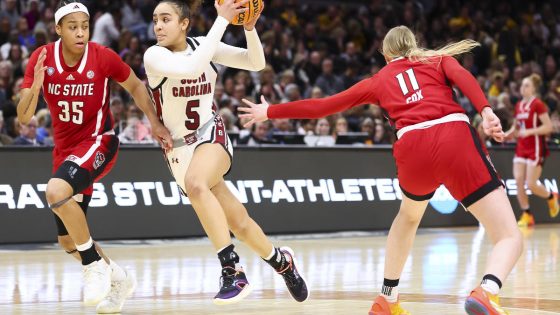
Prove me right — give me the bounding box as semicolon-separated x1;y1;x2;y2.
0;225;559;314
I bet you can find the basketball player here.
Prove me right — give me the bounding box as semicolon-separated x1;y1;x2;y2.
505;74;559;227
240;26;522;315
143;0;308;305
17;0;172;313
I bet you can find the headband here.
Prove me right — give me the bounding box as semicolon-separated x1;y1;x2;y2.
54;2;90;24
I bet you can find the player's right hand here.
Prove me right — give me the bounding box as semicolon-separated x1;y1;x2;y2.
481;107;505;142
33;48;48;89
215;0;249;23
239;95;270;128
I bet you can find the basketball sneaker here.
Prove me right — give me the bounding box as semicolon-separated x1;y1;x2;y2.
547;192;559;218
96;268;137;313
276;247;309;302
465;286;509;315
517;211;535;227
213;266;252;305
83;259;112;306
369;295;410;315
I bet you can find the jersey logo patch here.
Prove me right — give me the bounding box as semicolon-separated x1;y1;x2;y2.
93;152;106;169
87;70;94;79
47;67;55;76
66;74;75;81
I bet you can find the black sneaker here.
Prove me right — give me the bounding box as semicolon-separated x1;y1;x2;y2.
213;266;252;305
277;247;309;302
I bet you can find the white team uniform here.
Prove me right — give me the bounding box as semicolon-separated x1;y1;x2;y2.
144;16;265;194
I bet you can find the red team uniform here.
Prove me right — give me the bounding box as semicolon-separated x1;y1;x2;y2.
22;39;130;199
513;97;549;166
268;56;502;206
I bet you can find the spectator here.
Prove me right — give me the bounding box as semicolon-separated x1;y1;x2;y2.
16;17;35;50
315;58;344;96
121;0;148;41
0;0;20;29
13;116;42;146
91;4;121;47
23;0;41;31
238;121;276;146
0;111;13;145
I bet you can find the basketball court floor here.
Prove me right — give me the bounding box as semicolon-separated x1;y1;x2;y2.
1;224;559;314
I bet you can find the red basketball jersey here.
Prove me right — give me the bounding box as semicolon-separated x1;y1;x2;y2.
22;40;130;149
514;97;548;156
268;56;488;130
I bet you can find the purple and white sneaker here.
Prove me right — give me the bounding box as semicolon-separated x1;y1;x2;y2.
213;266;252;305
277;247;309;302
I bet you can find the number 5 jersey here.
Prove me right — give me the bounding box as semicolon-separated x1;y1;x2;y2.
143;16;265;141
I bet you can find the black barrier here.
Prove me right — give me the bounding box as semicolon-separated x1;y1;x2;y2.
0;146;558;244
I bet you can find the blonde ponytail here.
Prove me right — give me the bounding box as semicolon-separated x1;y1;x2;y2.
382;26;480;62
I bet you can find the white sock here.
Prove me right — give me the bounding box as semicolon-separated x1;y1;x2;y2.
481;278;500;295
75;237;93;252
264;246;276;260
110;260;126;281
381;287;399;303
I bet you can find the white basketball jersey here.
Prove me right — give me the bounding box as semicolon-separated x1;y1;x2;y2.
147;37;218;140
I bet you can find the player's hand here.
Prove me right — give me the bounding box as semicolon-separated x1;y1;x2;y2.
504;128;517;141
151;121;173;151
481;107;505;142
244;2;264;30
215;0;249;23
32;48;48;90
518;128;530;138
239;95;270;128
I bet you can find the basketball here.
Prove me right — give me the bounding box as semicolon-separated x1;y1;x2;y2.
217;0;263;25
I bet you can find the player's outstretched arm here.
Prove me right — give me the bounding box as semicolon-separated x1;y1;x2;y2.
18;48;47;124
119;70;173;150
239;78;377;128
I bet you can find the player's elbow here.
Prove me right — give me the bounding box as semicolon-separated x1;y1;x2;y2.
253;58;266;72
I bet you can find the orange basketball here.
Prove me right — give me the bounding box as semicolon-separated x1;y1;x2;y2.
217;0;263;25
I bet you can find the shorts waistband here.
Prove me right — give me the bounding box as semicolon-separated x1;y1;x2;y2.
396;113;470;139
172;115;216;149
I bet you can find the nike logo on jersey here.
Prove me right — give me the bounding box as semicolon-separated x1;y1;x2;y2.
66;74;75;81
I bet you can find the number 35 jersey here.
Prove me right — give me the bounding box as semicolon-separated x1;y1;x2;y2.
145;37;219;141
22;40;131;148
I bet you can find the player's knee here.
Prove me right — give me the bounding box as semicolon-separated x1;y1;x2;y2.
184;178;209;199
397;208;423;224
46;180;70;206
526;181;539;192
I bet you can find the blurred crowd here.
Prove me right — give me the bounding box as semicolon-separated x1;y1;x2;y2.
1;0;560;147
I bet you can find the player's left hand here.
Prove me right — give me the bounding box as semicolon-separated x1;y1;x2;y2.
244;2;264;31
151;121;173;151
239;95;270;128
